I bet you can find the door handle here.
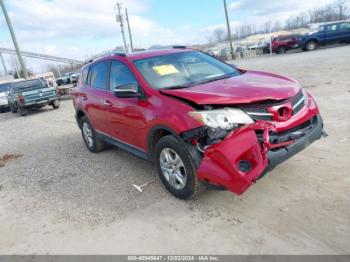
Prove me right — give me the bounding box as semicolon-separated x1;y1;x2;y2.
104;100;113;106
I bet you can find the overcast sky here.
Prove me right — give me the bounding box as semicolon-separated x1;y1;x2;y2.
0;0;335;73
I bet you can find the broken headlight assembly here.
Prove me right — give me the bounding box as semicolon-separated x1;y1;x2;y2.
188;108;254;151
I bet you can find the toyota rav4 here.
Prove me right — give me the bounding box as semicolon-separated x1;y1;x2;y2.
73;48;324;199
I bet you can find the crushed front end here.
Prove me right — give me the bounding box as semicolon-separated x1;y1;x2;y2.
183;90;325;195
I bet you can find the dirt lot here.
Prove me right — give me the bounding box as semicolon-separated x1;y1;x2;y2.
0;46;349;255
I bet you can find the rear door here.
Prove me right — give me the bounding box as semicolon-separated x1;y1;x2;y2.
338;22;350;42
83;60;111;135
324;24;340;44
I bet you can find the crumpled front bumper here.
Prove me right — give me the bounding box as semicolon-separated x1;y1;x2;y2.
196;114;324;195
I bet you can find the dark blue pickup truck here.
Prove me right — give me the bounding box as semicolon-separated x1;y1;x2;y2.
301;21;350;51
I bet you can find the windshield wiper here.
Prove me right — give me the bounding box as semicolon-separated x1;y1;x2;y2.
162;73;235;90
195;74;234;85
162;84;193;90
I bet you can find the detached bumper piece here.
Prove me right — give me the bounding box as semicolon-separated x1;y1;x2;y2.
196;114;324;195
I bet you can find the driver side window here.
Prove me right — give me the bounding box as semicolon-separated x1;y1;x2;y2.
110;61;138;91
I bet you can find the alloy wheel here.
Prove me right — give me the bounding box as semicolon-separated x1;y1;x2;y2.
82;122;94;147
159;148;187;190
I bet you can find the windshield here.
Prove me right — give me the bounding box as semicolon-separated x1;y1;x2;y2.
12;79;45;92
0;83;11;93
134;51;240;89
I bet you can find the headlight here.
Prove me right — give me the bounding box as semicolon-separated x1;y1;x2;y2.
188;108;254;130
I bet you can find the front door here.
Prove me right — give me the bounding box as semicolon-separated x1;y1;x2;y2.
104;60;147;150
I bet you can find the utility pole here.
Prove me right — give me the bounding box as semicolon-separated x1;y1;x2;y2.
125;8;134;52
115;2;128;53
0;52;8;75
0;0;28;78
223;0;234;60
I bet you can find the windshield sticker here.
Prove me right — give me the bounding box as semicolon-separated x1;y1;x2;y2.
152;64;179;76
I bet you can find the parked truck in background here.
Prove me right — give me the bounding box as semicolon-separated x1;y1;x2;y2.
301;20;350;51
8;78;59;116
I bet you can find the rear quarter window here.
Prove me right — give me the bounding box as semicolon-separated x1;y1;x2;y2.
89;61;110;90
81;66;90;84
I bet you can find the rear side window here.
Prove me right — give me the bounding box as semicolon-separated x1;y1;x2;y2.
13;79;44;91
110;61;138;91
81;66;89;84
326;24;337;31
90;61;110;90
339;23;350;31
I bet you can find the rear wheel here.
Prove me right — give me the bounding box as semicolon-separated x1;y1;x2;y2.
155;135;202;199
277;46;287;54
79;116;106;153
19;107;27;116
52;100;60;109
306;41;318;51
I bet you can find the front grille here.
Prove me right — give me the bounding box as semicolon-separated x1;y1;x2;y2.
291;90;306;115
240;90;306;121
239;107;273;121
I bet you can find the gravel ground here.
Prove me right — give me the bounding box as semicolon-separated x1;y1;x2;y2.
0;46;349;255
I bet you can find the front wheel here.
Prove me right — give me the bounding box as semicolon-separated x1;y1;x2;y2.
306;41;318;51
155;135;202;199
79;116;106;153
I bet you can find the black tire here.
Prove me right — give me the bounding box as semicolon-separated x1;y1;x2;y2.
79;115;106;153
306;41;318;51
19;107;27;116
277;46;287;54
52;100;60;109
155;135;203;199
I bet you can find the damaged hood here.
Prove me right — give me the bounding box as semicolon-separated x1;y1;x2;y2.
160;70;301;105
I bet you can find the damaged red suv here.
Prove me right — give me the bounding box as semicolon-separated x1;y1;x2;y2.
73;48;324;199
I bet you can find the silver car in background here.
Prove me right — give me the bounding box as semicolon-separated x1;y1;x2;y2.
0;82;11;112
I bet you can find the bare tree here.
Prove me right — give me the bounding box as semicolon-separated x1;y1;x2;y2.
213;28;225;43
263;21;272;33
333;0;349;19
272;20;282;32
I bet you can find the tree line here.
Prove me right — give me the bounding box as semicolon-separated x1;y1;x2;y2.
208;0;350;44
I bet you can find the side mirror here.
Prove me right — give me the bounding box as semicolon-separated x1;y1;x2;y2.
113;83;140;98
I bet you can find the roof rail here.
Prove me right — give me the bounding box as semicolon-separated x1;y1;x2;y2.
172;45;187;49
84;50;126;64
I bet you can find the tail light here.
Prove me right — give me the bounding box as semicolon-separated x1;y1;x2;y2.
18;94;25;103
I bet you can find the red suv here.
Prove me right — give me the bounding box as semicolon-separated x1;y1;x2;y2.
271;34;301;54
73;48;324;199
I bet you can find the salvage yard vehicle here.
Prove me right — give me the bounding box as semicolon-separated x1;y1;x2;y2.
56;72;74;86
0;82;11;112
8;78;59;116
301;20;350;51
271;34;301;54
73;48;325;199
